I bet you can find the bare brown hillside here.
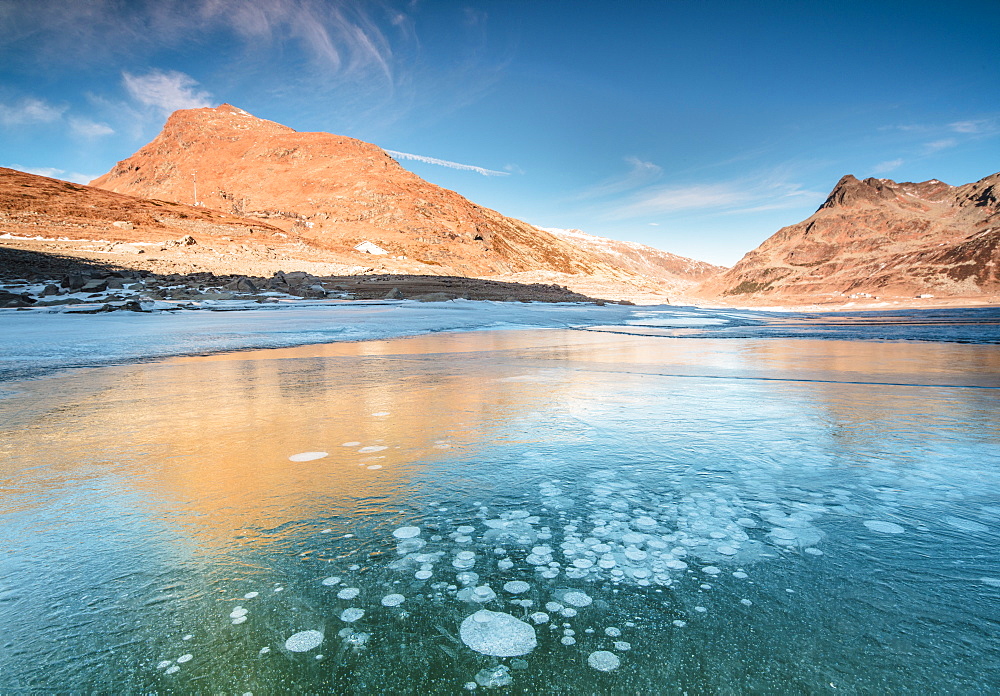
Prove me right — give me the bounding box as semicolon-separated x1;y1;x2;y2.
89;104;618;278
697;172;1000;304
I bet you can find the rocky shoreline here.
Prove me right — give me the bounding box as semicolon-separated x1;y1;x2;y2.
0;247;623;311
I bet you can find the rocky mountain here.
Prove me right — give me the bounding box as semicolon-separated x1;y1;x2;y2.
90;104;617;278
698;172;1000;302
543;227;724;293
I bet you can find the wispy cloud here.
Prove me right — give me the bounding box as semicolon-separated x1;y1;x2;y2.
194;0;400;82
385;150;510;176
924;138;957;154
122;70;213;113
601;172;824;220
949;118;997;134
0;97;65;126
9;164;99;184
871;158;904;175
575;156;663;200
68;117;114;137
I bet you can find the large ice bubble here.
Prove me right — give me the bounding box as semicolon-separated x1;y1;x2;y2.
459;610;537;657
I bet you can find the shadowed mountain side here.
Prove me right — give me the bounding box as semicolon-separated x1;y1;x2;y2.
697;172;1000;304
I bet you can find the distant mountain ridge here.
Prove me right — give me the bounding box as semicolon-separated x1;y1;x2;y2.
697;171;1000;301
542;227;725;294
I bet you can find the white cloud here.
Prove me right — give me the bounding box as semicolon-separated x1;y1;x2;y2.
949;118;996;134
603;172;824;220
0;97;65;126
871;158;904;175
122;69;213;113
575;156;663;200
11;164;65;178
69;117;114;137
195;0;398;81
924;138;957;153
9;165;98;183
385;150;509;176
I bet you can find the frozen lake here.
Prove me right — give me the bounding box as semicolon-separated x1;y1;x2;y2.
1;304;999;693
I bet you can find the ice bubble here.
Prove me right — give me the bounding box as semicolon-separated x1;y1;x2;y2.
393;526;421;539
340;608;365;622
665;560;688;570
289;451;328;462
259;646;271;655
381;594;406;607
562;591;593;607
673;620;687;627
741;599;753;606
157;660;172;670
176;654;193;664
944;516;989;533
804;547;823;556
497;559;514;570
358;446;387;453
286;630;324;652
455;535;472;543
367;465;383;470
371;411;390;417
634;516;657;528
475;665;513;688
337;588;360;600
456;551;476;561
981;577;1000;587
415;570;433;580
695;606;707;613
244;591;258;599
460;610;537;656
863;520;905;534
560;607;578;617
321;576;341;586
717;546;737;556
561;636;576;645
572;558;595;569
472;585;497;603
182;635;192;641
702;566;721;576
588;650;621;671
614;641;631;651
165;665;180;674
457;571;480;586
232;616;247;625
545;601;563;612
342;442;361;447
457;525;476;534
622;533;645;545
605;627;621;637
732;571;749;579
344;632;370;648
530;612;550;624
624;548;648;562
504;581;531;594
230;607;248;619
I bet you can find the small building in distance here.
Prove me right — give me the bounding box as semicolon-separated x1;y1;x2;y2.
354;241;388;255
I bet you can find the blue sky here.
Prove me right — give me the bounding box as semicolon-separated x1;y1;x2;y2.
1;1;997;266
